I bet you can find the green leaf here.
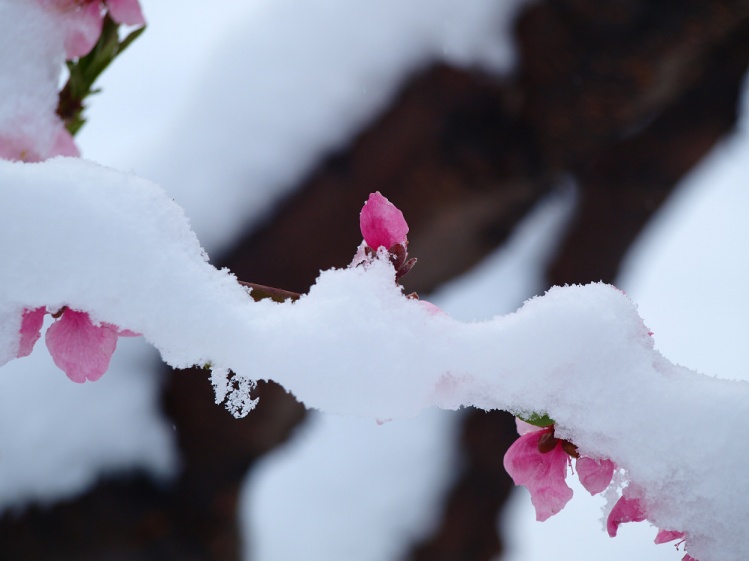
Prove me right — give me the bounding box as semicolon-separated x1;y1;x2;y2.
517;412;555;427
56;14;146;136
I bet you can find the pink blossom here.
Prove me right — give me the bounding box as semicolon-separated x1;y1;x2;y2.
503;426;573;521
37;0;145;59
576;456;616;495
504;419;615;521
359;192;409;251
606;493;647;537
0;126;79;162
44;308;120;383
17;307;46;358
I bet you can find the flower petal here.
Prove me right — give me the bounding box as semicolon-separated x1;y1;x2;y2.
45;309;118;383
655;529;686;544
50;127;80;157
577;456;616;495
607;493;647;537
359;192;409;250
105;0;146;25
17;307;46;358
59;2;104;59
503;427;573;521
515;417;542;436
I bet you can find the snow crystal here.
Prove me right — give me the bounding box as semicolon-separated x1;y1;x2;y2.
211;367;260;418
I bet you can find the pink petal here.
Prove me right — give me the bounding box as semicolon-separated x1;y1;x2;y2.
17;307;46;358
116;328;140;337
419;300;445;316
577;456;616;495
61;2;104;59
0;132;40;162
0;121;78;162
50;127;80;158
682;556;698;561
359;192;409;250
655;529;686;544
503;427;573;521
515;417;543;436
607;493;647;537
45;309;118;383
105;0;145;25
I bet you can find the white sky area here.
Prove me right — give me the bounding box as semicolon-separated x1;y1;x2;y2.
1;1;748;561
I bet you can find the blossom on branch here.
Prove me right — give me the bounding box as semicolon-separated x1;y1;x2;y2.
45;308;138;383
357;192;416;281
359;191;409;251
504;420;616;521
15;306;137;383
503;424;573;521
36;0;146;59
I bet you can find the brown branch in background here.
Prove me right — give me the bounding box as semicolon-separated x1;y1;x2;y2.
237;280;302;303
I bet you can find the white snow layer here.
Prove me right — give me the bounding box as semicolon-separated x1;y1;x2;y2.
243;188;576;561
0;0;67;160
0;157;746;561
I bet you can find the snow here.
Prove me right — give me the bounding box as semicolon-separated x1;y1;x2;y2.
0;155;746;561
243;187;574;561
0;0;68;160
0;0;534;525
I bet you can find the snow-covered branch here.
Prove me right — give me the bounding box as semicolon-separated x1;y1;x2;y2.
0;157;745;561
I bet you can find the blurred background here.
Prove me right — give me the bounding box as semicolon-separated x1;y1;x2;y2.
1;0;748;559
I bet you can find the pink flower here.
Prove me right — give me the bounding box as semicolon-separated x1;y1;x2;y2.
359;192;409;251
503;425;573;521
608;495;699;561
606;493;647;537
17;307;46;358
504;421;616;521
37;0;145;59
0;126;79;162
44;308;135;383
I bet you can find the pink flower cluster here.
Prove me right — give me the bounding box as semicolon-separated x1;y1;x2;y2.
17;307;137;383
504;419;697;560
37;0;146;59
